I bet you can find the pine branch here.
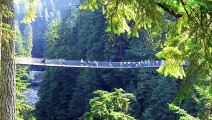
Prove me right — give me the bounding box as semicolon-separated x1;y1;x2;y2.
156;3;182;18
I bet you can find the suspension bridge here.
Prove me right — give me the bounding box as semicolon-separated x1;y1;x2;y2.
15;57;167;69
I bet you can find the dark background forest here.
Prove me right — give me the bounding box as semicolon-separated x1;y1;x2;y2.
14;0;201;120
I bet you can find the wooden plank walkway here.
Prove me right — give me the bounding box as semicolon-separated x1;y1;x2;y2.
15;57;165;69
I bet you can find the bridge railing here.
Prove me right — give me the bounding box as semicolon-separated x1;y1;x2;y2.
15;57;189;68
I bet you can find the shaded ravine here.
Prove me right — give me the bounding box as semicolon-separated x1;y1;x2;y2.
23;71;43;107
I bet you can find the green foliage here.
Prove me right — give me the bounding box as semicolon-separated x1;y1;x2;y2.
36;9;81;120
2;22;15;57
18;0;59;57
80;0;211;80
156;47;185;79
36;1;211;120
22;24;33;56
143;77;178;120
169;78;212;119
15;21;25;56
16;66;35;120
45;19;61;57
81;0;212;118
1;0;36;119
130;67;179;120
1;3;14;18
69;69;99;119
192;80;212;119
21;0;37;23
80;0;163;37
81;88;136;120
169;103;200;120
45;7;78;59
37;7;139;119
15;15;35;119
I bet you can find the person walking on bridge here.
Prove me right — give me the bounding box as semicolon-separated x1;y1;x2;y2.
42;57;47;64
120;61;123;67
81;58;84;66
109;60;112;67
59;58;64;64
86;60;90;66
94;60;98;66
133;60;135;67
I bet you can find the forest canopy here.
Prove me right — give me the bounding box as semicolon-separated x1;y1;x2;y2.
80;0;212;95
80;0;212;119
80;0;211;80
0;0;211;119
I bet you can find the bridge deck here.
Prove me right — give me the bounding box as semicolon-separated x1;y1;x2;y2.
15;57;164;68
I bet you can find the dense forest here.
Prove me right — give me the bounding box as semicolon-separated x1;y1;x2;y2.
0;0;211;120
35;2;200;120
15;0;79;58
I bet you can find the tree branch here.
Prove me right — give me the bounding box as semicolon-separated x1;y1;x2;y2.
157;3;182;18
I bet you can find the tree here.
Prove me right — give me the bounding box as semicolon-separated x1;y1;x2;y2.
69;69;99;119
36;1;210;119
142;77;178;120
16;66;35;120
0;0;16;119
0;0;36;119
36;8;80;119
36;7;139;119
22;24;33;56
15;21;25;56
15;18;35;119
81;88;136;120
80;0;212;118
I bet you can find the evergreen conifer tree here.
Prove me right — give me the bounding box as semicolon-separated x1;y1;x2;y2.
15;21;25;56
22;24;33;56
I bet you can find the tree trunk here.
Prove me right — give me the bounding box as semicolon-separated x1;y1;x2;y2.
0;3;2;70
0;0;16;119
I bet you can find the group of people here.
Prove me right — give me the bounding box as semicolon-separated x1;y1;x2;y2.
118;60;165;67
41;58;165;67
39;58;190;68
80;59;165;68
